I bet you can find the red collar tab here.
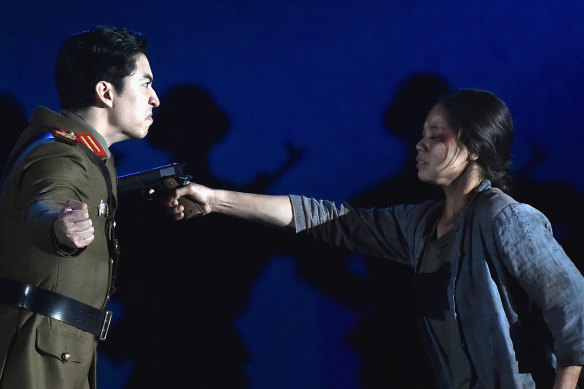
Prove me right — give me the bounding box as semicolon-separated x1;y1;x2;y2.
52;129;107;157
76;132;107;157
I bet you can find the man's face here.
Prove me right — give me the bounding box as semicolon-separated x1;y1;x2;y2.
110;53;159;140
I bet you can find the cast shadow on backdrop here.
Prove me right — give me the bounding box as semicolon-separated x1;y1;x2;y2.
102;84;304;389
103;76;447;388
290;74;449;388
101;75;584;388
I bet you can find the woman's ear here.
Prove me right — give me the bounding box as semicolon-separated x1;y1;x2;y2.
468;153;479;161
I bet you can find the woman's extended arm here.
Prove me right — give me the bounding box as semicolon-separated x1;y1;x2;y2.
167;182;295;229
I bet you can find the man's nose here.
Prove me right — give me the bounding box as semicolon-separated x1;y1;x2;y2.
150;90;160;107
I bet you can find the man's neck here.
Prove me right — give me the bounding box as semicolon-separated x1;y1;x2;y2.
66;107;114;147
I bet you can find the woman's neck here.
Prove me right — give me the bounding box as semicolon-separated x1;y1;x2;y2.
437;165;483;238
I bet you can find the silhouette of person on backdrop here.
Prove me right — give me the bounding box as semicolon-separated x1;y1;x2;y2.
167;89;584;388
348;74;450;387
102;84;303;388
288;74;449;388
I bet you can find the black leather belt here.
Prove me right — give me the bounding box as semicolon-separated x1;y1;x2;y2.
0;278;112;341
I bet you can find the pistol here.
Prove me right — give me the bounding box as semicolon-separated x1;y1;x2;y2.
117;163;204;219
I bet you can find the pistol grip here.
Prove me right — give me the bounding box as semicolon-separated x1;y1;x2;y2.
162;177;202;219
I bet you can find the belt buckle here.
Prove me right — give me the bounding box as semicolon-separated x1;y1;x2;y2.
99;310;113;341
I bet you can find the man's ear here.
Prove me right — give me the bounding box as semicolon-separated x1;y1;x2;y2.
95;81;114;108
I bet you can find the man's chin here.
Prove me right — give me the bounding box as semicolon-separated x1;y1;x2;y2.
133;128;150;139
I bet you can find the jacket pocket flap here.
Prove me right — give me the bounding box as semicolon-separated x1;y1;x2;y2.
35;325;93;363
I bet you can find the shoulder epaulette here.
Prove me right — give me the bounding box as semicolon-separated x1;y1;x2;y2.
52;129;77;145
52;129;107;157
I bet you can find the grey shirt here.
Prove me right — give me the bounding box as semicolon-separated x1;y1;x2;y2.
289;180;584;388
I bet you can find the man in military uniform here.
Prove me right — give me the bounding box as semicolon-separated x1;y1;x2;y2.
0;26;159;389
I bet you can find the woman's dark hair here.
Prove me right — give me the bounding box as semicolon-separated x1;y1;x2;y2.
437;89;514;193
55;26;148;110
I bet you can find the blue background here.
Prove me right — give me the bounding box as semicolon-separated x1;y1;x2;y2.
2;1;583;388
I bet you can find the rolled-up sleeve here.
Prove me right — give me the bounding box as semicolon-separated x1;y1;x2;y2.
289;194;437;268
289;195;351;233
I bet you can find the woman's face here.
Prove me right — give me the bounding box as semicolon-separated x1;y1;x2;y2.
415;104;473;186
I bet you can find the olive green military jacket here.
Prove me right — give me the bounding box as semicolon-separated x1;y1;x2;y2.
0;107;118;389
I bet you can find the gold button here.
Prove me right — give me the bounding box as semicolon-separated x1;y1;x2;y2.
61;352;71;362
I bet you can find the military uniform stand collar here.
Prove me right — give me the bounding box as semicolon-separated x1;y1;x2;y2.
61;109;110;159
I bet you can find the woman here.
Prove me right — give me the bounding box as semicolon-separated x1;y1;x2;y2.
167;89;584;388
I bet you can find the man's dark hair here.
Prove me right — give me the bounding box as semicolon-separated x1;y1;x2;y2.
437;89;514;193
55;26;148;110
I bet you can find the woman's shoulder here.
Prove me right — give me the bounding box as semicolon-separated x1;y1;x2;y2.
474;187;550;231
